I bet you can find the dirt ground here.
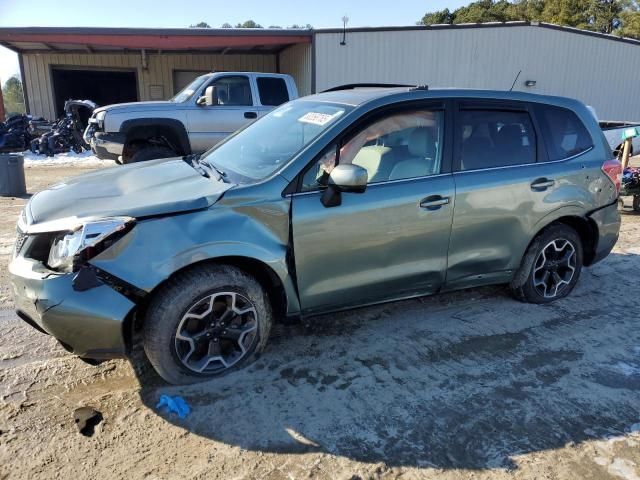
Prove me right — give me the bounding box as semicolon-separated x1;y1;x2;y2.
1;164;640;480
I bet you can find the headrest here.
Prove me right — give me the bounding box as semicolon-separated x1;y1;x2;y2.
408;127;436;158
496;124;523;150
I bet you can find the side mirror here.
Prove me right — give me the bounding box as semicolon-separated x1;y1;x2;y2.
321;164;368;208
197;85;218;106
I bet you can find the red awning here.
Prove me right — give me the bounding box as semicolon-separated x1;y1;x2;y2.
0;27;312;53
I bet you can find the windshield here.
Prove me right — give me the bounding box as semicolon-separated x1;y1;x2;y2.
170;75;210;103
200;100;352;182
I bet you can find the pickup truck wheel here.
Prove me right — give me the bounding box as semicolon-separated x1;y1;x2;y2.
127;146;175;164
143;264;273;385
510;224;583;304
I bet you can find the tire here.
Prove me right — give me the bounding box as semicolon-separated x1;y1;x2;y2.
127;145;175;164
633;195;640;213
510;224;583;304
143;264;273;385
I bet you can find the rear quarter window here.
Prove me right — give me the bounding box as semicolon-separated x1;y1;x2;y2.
535;105;593;161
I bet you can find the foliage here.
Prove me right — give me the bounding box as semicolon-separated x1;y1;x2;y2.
235;20;263;28
189;22;211;28
419;0;640;38
2;75;25;116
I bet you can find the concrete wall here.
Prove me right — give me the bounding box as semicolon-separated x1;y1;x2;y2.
22;52;277;119
279;43;312;97
314;25;640;121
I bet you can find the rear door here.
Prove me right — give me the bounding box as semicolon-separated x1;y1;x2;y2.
445;100;557;290
187;74;258;152
291;102;455;314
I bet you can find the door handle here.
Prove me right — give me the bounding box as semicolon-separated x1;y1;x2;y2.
530;178;555;191
419;195;450;210
244;112;257;119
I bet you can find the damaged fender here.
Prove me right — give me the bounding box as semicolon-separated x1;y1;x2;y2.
90;180;300;316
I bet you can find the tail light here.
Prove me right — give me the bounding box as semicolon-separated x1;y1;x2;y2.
602;159;622;195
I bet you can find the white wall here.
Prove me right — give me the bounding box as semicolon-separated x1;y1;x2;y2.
315;25;640;121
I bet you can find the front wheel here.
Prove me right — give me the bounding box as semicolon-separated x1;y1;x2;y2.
510;224;583;304
143;265;273;385
127;146;175;164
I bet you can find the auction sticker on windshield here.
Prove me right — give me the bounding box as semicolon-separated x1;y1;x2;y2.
298;112;341;126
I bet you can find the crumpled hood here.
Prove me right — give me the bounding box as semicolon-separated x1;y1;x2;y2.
28;158;232;223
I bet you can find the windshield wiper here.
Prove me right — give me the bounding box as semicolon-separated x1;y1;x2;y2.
207;162;227;180
183;154;213;179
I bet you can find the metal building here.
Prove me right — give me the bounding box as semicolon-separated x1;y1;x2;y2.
1;22;639;121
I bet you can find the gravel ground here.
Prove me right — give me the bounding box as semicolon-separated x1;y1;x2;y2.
1;164;640;480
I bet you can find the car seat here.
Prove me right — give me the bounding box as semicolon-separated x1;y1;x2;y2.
388;128;438;180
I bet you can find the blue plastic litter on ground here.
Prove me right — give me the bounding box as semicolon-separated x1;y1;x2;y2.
156;395;191;419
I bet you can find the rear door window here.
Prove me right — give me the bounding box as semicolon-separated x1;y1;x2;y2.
457;109;537;171
257;77;289;106
534;105;593;161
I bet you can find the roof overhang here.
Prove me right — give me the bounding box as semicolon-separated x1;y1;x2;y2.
0;27;312;54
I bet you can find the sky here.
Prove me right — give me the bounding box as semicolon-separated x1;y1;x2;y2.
0;0;469;86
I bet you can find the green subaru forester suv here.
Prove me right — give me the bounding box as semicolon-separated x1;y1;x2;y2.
10;87;622;384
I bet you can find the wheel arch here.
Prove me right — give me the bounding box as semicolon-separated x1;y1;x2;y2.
120;118;191;159
526;214;599;267
132;255;293;333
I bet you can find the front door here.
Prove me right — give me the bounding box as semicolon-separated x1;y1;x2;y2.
187;75;258;152
291;105;455;314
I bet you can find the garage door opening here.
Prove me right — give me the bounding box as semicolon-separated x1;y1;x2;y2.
51;68;138;118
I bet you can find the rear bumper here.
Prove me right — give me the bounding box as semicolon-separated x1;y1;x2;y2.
588;200;621;265
9;256;135;359
91;131;125;161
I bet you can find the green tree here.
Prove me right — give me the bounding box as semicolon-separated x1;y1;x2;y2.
419;8;455;24
540;0;591;29
2;75;25;116
235;20;262;28
452;0;512;23
588;0;625;33
221;22;233;28
618;3;640;37
189;21;211;28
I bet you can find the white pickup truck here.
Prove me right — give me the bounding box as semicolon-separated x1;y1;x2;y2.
84;72;298;164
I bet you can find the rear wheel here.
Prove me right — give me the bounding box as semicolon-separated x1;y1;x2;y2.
143;265;273;385
127;145;175;164
510;224;583;304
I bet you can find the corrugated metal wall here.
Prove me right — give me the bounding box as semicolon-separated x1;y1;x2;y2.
279;43;312;96
315;25;640;121
22;52;277;119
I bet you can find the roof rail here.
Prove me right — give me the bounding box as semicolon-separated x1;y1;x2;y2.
322;83;416;92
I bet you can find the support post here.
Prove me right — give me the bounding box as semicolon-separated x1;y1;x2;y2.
0;82;5;122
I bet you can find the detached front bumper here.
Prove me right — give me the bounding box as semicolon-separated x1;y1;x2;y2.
9;256;136;359
90;131;126;162
588;200;621;265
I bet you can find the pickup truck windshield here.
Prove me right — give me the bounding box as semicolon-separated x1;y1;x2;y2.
170;75;210;103
200;101;351;182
